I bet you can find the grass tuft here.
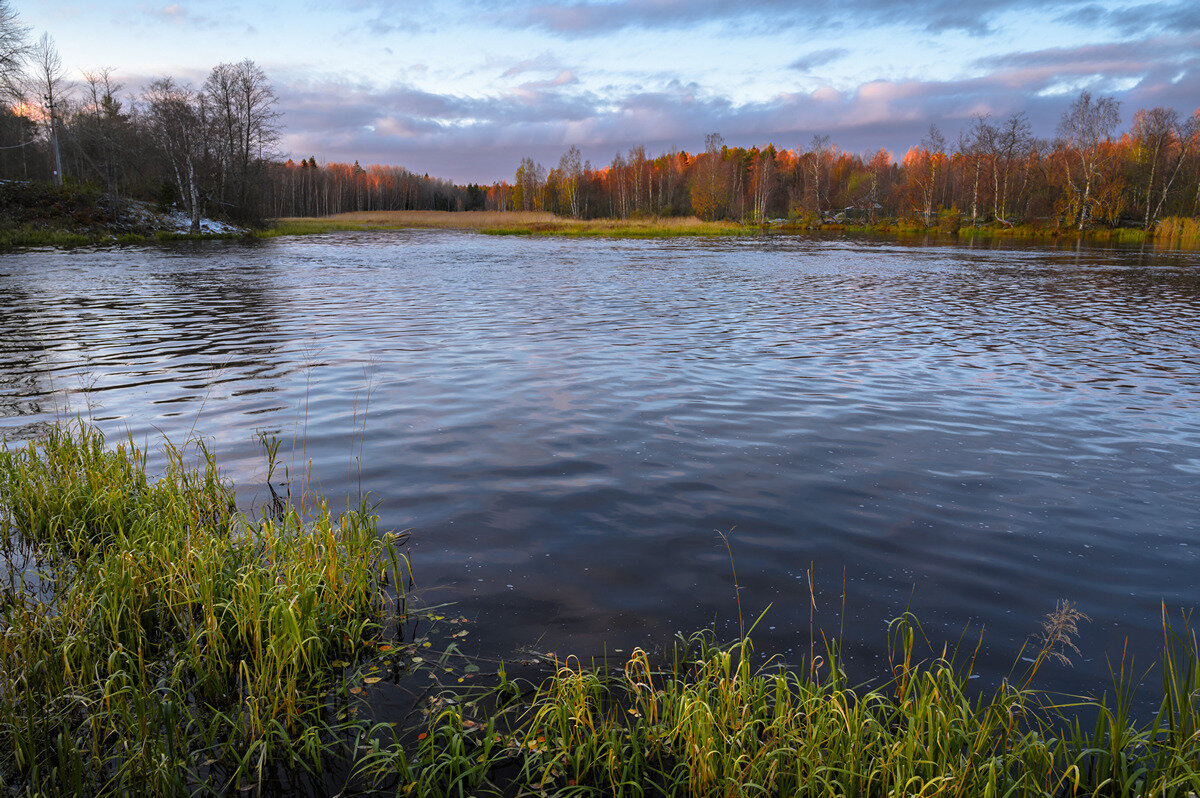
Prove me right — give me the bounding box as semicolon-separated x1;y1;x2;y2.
0;421;412;795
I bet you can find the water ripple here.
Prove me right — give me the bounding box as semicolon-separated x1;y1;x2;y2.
1;231;1197;695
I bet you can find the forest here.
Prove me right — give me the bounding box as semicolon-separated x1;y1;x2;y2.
193;96;1200;236
2;0;1199;235
479;104;1200;233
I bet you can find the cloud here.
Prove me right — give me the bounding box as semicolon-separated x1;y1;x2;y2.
500;53;569;78
1058;1;1200;34
506;0;1103;36
789;48;850;72
139;2;217;28
275;34;1200;183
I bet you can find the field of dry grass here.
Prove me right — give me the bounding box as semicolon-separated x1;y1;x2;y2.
269;211;750;238
276;210;559;229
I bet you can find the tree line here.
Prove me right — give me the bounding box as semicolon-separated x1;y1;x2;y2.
0;3;289;229
1;0;1198;231
490;95;1200;231
0;3;471;228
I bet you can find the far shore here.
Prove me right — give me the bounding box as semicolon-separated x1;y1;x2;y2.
270;210;1200;247
4;199;1199;248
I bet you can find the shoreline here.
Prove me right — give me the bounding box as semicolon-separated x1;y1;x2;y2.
269;211;1200;248
4;198;1198;249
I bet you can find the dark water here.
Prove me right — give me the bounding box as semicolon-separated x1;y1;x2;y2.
2;231;1198;698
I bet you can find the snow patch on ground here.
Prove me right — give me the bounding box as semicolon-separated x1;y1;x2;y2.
119;201;247;235
159;211;244;234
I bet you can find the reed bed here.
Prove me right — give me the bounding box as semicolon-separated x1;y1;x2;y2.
0;422;413;795
358;609;1200;797
1156;217;1200;248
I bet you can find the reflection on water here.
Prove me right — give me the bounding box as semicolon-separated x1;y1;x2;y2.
1;231;1198;697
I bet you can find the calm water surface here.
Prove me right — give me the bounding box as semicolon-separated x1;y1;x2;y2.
2;231;1198;696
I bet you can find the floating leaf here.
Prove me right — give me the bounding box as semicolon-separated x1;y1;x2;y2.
364;676;382;684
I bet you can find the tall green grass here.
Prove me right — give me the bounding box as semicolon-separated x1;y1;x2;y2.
0;422;412;795
5;423;1199;796
359;609;1200;796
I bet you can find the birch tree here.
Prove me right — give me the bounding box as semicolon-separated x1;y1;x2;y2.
143;78;210;233
1057;90;1121;229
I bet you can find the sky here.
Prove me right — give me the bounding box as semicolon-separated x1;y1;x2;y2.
20;0;1200;182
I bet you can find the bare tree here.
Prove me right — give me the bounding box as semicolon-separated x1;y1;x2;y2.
204;59;279;220
80;67;124;197
557;145;582;217
30;33;66;185
1057;90;1121;229
143;78;210;233
959;114;993;225
0;0;29;99
805;133;834;215
993;112;1033;223
907;124;945;225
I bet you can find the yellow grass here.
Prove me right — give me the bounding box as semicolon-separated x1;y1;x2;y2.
275;210;559;230
269;211;749;238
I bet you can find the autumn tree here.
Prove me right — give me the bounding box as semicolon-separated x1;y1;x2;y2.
689;133;731;220
513;156;545;211
1129;107;1198;229
1057;90;1121;229
750;145;776;221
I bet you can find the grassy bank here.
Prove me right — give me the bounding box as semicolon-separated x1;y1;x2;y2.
264;210;561;237
270;210;1200;247
269;211;752;239
3;424;1199;796
361;607;1200;797
0;182;252;248
0;423;415;795
0;226;249;247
